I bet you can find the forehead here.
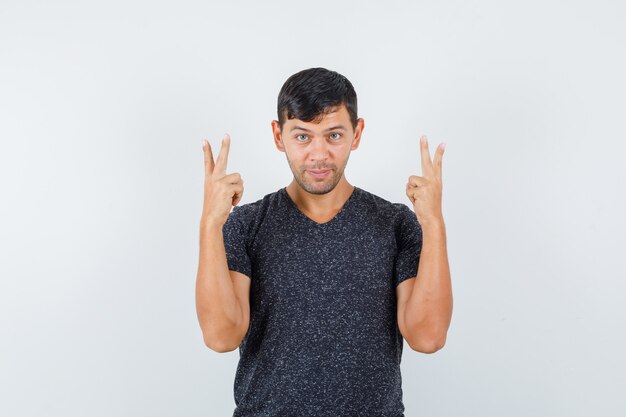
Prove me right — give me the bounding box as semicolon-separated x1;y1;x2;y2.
284;104;350;130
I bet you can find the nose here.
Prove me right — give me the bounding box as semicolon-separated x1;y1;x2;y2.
309;137;329;163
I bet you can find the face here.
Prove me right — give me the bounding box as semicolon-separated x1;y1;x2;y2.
272;104;364;195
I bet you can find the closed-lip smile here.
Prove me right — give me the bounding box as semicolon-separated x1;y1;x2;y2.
308;169;331;178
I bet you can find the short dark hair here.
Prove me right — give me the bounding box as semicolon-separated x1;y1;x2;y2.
276;67;358;132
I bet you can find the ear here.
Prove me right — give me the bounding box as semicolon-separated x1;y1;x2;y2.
271;120;285;152
350;118;365;151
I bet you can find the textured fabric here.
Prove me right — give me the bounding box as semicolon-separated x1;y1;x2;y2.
222;186;422;417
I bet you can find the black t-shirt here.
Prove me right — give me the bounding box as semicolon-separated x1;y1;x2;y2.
222;185;423;417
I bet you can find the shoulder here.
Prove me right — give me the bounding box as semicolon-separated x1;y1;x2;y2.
355;186;418;224
354;187;422;243
227;188;282;228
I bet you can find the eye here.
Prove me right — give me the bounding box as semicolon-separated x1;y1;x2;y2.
329;133;341;140
296;134;308;142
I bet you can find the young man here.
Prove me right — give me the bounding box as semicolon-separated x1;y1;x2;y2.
196;67;452;417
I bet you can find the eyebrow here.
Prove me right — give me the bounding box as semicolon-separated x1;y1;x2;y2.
290;124;347;133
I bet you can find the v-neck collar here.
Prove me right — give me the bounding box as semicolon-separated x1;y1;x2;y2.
281;186;360;227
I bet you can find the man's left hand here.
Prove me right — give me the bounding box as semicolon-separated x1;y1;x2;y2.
406;135;446;226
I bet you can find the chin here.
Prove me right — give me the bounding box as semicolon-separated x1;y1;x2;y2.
297;174;340;195
305;186;334;195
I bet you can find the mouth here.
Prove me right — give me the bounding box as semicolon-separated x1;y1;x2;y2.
307;170;331;179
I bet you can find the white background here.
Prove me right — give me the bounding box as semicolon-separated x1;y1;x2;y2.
1;0;625;416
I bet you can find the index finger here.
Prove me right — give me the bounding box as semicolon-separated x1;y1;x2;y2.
203;139;215;177
214;133;231;176
420;135;434;177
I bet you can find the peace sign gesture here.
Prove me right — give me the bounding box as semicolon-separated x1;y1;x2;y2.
200;133;244;228
406;135;446;226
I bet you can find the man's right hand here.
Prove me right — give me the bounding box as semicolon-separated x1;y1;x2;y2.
201;133;244;227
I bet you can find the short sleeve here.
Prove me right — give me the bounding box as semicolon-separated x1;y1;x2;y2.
393;204;423;287
222;205;253;279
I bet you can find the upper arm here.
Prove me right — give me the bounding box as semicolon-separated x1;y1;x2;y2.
222;205;253;348
394;205;421;345
396;277;415;344
230;270;251;347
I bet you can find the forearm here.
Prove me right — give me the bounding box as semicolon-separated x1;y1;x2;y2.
404;218;453;350
195;220;243;349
